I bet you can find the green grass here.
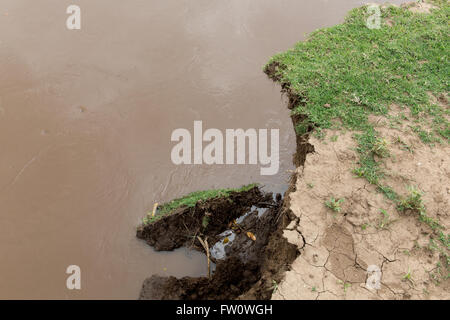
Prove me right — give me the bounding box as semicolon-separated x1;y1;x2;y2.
403;267;414;284
265;3;449;190
352;128;386;185
271;280;279;294
325;197;345;213
337;280;352;292
265;1;449;281
266;3;449;140
396;185;449;275
378;209;395;230
142;183;258;225
397;186;426;213
397;186;449;251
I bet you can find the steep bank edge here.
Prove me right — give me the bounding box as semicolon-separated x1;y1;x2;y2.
260;1;449;299
238;63;317;299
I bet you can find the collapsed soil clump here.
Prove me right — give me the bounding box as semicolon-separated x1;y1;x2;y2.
137;187;268;251
137;186;301;300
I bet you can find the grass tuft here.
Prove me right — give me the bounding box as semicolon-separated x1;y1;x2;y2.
142;183;258;225
325;197;345;213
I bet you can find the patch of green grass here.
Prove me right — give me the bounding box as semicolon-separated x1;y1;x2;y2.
266;2;449;197
378;209;395;230
397;186;425;213
159;183;257;215
403;268;414;284
429;238;439;252
377;184;399;202
395;136;414;153
352;128;386;185
396;186;444;234
325;197;345;213
142;183;258;225
271;280;279;294
312;128;326;140
411;125;443;144
337;280;352;292
372;137;390;158
266;4;449;141
397;186;449;252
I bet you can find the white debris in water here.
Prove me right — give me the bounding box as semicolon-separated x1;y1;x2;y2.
236;212;250;224
255;206;267;218
210;206;268;260
210;230;236;260
236;206;267;224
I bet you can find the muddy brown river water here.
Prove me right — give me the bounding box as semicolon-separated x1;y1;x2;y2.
0;0;403;299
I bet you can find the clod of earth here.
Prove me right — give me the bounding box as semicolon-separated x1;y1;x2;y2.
137;185;301;300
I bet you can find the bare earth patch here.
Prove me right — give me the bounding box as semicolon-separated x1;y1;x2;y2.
272;119;449;300
402;1;438;14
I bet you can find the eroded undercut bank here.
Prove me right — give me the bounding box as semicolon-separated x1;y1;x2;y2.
136;173;307;300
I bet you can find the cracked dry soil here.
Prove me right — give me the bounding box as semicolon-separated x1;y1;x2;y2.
273;122;449;300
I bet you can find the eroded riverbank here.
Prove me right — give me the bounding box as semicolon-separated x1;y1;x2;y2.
136;1;449;301
267;1;449;300
137;185;300;299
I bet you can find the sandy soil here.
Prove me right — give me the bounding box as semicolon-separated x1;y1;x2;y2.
272;104;449;300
